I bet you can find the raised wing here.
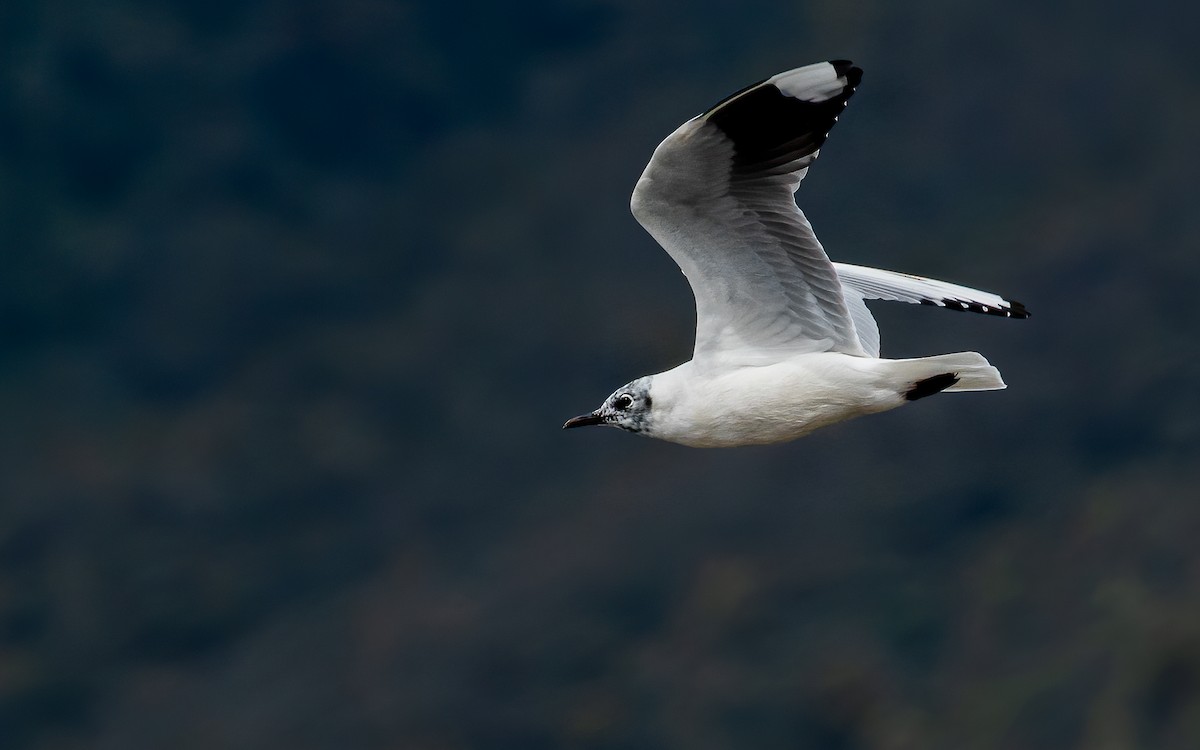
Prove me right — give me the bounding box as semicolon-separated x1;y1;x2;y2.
631;61;866;367
834;263;1030;318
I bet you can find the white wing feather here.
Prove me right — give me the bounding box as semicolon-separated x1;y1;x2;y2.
835;263;1029;318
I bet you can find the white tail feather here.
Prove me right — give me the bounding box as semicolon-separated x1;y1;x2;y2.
887;351;1006;395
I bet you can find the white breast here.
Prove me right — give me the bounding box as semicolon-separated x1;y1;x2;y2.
648;354;902;447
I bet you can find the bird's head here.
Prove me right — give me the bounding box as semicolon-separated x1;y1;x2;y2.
563;377;655;435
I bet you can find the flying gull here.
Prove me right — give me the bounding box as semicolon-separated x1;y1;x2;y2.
564;61;1027;447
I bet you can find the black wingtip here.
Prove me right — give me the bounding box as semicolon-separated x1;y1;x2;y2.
905;373;960;401
931;297;1031;319
704;61;864;173
829;60;863;86
1006;299;1031;319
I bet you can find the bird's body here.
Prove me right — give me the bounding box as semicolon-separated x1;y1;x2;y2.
565;61;1027;447
638;354;900;448
600;350;1003;448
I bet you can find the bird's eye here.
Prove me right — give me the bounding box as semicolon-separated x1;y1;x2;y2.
613;394;634;410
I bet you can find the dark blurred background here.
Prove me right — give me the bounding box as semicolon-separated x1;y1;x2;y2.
3;1;1199;748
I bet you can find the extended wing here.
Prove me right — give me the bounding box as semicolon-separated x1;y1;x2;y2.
836;263;1029;357
631;61;867;367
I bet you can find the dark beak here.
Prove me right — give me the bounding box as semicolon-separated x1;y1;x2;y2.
563;411;605;429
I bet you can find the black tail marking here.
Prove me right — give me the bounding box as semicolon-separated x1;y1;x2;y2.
906;372;960;401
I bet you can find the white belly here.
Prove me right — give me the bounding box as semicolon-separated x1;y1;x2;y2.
651;353;903;447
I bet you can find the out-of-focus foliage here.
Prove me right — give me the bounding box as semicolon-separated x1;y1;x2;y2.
2;1;1199;748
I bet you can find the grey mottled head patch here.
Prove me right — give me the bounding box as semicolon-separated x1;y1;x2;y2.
596;376;655;434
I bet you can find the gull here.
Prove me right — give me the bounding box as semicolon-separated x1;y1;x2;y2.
564;61;1027;447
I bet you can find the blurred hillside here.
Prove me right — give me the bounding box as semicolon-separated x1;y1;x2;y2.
2;1;1200;748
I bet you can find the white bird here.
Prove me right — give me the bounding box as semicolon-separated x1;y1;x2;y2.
564;61;1027;447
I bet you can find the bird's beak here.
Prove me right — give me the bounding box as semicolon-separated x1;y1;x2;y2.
563;411;605;429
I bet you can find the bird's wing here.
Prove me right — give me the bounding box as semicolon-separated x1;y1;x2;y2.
631;61;867;367
833;263;1030;318
840;290;881;358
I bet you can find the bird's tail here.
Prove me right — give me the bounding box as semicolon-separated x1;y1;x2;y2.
885;351;1006;401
